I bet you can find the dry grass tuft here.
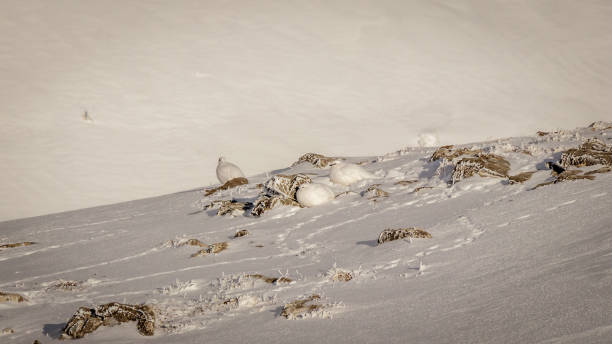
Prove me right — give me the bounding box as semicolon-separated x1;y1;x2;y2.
451;154;510;184
176;239;207;247
251;174;311;216
560;138;612;167
394;180;418;186
0;242;35;249
2;328;14;335
430;145;482;162
234;229;250;238
329;270;353;282
292;153;337;168
61;302;155;339
508;171;536;184
246;274;293;284
532;170;596;190
537;131;550;136
280;295;325;319
584;166;612;175
191;242;228;257
378;228;432;245
205;177;249;196
0;291;27;303
413;186;434;193
46;279;82;292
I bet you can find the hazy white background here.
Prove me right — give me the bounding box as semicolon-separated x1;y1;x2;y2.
1;0;612;221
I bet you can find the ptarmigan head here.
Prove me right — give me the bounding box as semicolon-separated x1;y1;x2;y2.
218;156;226;164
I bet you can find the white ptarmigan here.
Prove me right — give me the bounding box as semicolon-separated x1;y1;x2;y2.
296;183;335;207
329;162;377;186
216;157;245;184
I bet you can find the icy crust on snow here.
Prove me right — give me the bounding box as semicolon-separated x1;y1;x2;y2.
1;123;612;343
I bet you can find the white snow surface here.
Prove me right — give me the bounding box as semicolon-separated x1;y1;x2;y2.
215;157;246;184
2;1;612;220
1;125;611;343
296;183;335;207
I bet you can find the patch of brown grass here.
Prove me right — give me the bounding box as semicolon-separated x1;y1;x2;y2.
0;292;27;303
2;328;14;335
280;295;324;319
329;270;352;282
584;166;612;175
191;242;228;257
560;138;612;167
378;228;432;245
532;170;596;190
394;180;417;186
234;229;250;238
430;145;482;162
176;239;207;247
508;171;536;184
451;154;510;184
292;153;337;168
205;177;249;196
61;302;155;339
0;242;35;249
413;186;434;193
246;274;293;284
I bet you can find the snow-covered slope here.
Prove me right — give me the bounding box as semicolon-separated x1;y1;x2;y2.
2;1;612;220
1;124;611;343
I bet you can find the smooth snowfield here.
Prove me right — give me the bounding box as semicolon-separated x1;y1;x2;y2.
1;126;611;343
2;1;612;221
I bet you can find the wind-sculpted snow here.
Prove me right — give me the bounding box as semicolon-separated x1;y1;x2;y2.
1;123;612;343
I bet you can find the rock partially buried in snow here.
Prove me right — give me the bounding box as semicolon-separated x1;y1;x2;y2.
0;291;27;303
216;157;245;184
292;153;337;168
329;162;377;186
296;183;335;207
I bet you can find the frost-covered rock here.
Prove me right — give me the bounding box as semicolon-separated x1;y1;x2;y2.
296;183;335;207
216;157;245;184
61;302;155;339
330;162;376;186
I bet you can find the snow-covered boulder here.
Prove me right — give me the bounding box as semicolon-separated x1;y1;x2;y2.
296;183;335;207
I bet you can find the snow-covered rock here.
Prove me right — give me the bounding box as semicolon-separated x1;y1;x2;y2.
329;162;377;186
296;183;335;207
216;157;246;184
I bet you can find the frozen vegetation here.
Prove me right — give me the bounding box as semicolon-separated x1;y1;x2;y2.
1;123;611;343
